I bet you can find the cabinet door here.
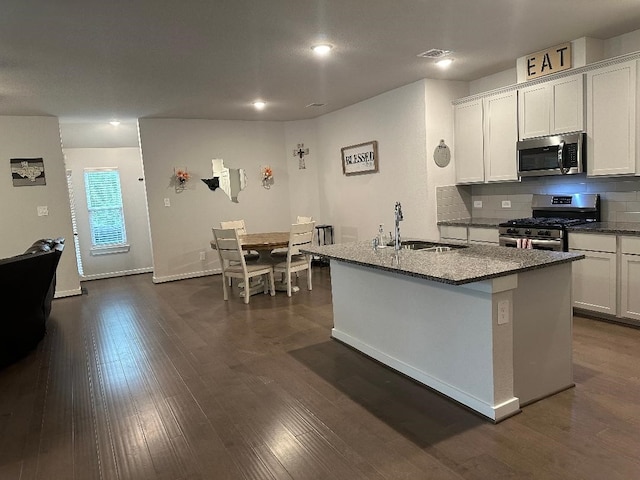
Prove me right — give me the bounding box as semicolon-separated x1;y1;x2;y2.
468;227;499;244
483;90;518;182
518;83;550;140
439;225;468;242
621;254;640;321
586;60;637;176
571;250;617;315
551;74;584;135
454;99;484;184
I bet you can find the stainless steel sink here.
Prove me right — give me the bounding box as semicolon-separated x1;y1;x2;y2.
387;240;468;251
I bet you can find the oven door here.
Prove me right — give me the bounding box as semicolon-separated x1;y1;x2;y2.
499;236;564;251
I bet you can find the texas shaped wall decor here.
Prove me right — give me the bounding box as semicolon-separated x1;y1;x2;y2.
201;158;247;203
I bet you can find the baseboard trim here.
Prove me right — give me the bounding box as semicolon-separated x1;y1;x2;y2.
80;267;154;282
54;287;83;298
152;268;220;284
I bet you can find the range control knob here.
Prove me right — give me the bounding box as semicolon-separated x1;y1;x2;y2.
524;229;532;235
507;228;518;234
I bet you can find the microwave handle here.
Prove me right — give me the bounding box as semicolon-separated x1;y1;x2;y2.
557;140;569;174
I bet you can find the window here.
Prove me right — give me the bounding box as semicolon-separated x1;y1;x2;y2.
84;168;129;255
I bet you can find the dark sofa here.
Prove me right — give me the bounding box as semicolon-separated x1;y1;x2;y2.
0;238;64;367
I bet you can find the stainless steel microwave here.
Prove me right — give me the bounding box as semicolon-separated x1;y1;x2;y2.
517;132;585;177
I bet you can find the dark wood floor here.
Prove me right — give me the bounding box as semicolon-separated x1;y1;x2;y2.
1;266;640;480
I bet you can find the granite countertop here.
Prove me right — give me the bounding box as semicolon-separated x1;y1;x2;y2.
567;222;640;236
437;218;504;228
303;241;583;286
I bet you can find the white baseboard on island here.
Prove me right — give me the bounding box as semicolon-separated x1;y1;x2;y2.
331;329;521;421
328;259;574;423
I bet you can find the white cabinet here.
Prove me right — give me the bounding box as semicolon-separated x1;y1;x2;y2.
518;74;584;140
468;227;499;245
620;236;640;321
454;90;518;184
439;225;467;243
586;60;638;176
453;99;484;184
483;90;518;182
440;225;499;245
569;233;617;316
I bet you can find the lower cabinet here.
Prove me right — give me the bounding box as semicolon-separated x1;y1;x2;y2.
571;250;618;315
439;225;499;245
468;227;499;245
570;232;640;323
439;225;468;243
569;233;617;316
621;236;640;321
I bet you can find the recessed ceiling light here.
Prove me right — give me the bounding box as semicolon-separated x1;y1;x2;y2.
252;101;266;110
435;58;454;68
311;44;333;56
109;120;120;126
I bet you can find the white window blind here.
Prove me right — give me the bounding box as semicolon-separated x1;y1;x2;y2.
84;168;128;252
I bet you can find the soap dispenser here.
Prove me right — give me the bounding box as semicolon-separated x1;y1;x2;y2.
378;224;387;248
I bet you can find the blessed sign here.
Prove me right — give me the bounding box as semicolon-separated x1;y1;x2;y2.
526;42;572;81
341;141;379;176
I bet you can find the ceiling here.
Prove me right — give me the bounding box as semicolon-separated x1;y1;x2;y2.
2;0;640;123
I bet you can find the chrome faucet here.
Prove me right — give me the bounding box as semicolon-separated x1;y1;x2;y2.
394;201;403;251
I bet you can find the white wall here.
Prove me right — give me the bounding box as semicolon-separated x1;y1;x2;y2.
283;119;322;225
63;148;153;279
314;80;429;243
0;116;81;297
138;118;292;283
424;79;470;239
60;122;140;148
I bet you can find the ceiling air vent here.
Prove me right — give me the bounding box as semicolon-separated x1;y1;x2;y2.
417;49;452;58
306;103;326;108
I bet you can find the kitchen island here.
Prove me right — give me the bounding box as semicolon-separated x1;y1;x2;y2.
302;241;584;422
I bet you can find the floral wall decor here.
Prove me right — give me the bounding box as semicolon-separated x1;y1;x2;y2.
173;167;190;192
261;165;274;189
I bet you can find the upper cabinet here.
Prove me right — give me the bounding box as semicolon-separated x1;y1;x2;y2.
454;90;518;184
518;74;585;140
483;90;518;182
453;98;484;183
586;59;638;176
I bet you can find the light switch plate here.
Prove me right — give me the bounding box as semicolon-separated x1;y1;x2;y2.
501;200;511;208
473;200;483;208
37;206;48;216
164;198;170;207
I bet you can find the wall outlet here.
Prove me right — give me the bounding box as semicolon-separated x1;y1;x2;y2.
37;206;49;216
473;200;483;208
497;300;510;325
199;251;206;261
501;200;511;208
164;198;170;207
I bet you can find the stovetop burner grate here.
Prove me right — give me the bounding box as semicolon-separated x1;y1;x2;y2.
499;217;589;228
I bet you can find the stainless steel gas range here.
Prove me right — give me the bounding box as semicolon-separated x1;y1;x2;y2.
498;194;601;252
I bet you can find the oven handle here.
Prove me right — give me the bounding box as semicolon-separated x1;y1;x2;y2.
499;236;562;247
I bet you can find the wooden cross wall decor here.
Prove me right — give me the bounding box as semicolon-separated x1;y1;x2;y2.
293;143;309;169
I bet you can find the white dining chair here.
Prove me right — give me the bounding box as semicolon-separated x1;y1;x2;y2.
220;219;260;260
212;228;275;304
219;219;260;287
272;221;315;297
271;216;313;260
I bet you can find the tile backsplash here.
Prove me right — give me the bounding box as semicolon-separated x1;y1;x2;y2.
437;174;640;223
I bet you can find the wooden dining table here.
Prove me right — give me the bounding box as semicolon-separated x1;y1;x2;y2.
210;231;297;295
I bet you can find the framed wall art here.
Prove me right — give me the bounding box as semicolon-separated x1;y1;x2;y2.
11;158;46;186
341;140;378;176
